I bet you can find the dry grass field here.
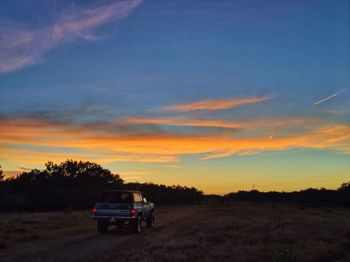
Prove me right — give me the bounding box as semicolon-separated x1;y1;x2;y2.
1;202;350;262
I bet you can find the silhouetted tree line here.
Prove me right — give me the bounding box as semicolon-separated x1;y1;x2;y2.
0;160;203;211
124;182;202;205
223;183;350;207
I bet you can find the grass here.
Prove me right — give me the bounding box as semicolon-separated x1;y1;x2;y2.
1;202;350;261
0;210;94;249
91;202;350;262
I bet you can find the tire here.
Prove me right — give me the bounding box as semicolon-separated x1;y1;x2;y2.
97;221;108;234
132;216;142;234
146;213;155;228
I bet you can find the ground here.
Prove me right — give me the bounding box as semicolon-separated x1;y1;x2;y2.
0;202;350;262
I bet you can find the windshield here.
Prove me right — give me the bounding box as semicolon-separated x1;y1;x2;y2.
99;191;133;203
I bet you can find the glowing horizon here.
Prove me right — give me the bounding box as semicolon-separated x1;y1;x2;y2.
0;0;349;194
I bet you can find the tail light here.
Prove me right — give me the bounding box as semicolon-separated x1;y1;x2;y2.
92;207;97;214
130;209;136;215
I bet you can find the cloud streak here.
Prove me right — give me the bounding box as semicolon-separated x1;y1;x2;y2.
313;89;346;106
123;116;311;131
0;0;143;73
124;116;245;129
159;96;272;112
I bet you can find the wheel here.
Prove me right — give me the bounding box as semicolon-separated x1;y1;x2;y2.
97;220;108;234
146;213;155;228
132;216;142;234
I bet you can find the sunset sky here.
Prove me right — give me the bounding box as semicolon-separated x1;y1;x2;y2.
0;0;349;194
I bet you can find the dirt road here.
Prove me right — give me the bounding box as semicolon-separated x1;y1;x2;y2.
0;205;201;262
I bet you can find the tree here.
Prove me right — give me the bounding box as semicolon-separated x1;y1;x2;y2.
0;165;4;181
44;159;124;185
0;160;125;210
339;182;350;191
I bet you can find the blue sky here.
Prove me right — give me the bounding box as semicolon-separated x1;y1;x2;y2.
0;0;349;193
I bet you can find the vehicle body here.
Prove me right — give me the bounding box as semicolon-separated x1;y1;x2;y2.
91;190;155;233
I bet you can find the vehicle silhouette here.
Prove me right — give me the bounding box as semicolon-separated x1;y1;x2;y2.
91;190;155;234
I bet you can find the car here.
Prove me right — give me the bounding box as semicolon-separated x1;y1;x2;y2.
91;190;155;234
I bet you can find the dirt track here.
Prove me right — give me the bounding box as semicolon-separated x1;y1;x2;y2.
0;206;200;262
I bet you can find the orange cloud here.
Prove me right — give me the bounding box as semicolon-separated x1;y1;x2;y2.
0;116;349;167
159;96;272;112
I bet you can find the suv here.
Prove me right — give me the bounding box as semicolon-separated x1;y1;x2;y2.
91;190;155;234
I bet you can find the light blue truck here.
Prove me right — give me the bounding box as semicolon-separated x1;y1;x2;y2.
91;190;155;234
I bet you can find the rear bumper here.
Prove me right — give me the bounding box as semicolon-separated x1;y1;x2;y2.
91;215;136;221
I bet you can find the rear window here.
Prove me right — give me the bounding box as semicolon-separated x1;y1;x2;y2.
99;191;133;203
133;193;143;202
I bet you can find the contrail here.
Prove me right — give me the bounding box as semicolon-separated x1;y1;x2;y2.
313;89;346;106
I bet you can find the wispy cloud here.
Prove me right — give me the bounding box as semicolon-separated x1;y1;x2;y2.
119;171;152;182
17;166;32;171
123;116;310;131
0;0;143;73
119;170;151;176
124;116;246;129
159;96;272;112
0;115;349;166
313;89;346;106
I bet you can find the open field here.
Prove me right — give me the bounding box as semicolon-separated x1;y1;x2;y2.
1;202;350;262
